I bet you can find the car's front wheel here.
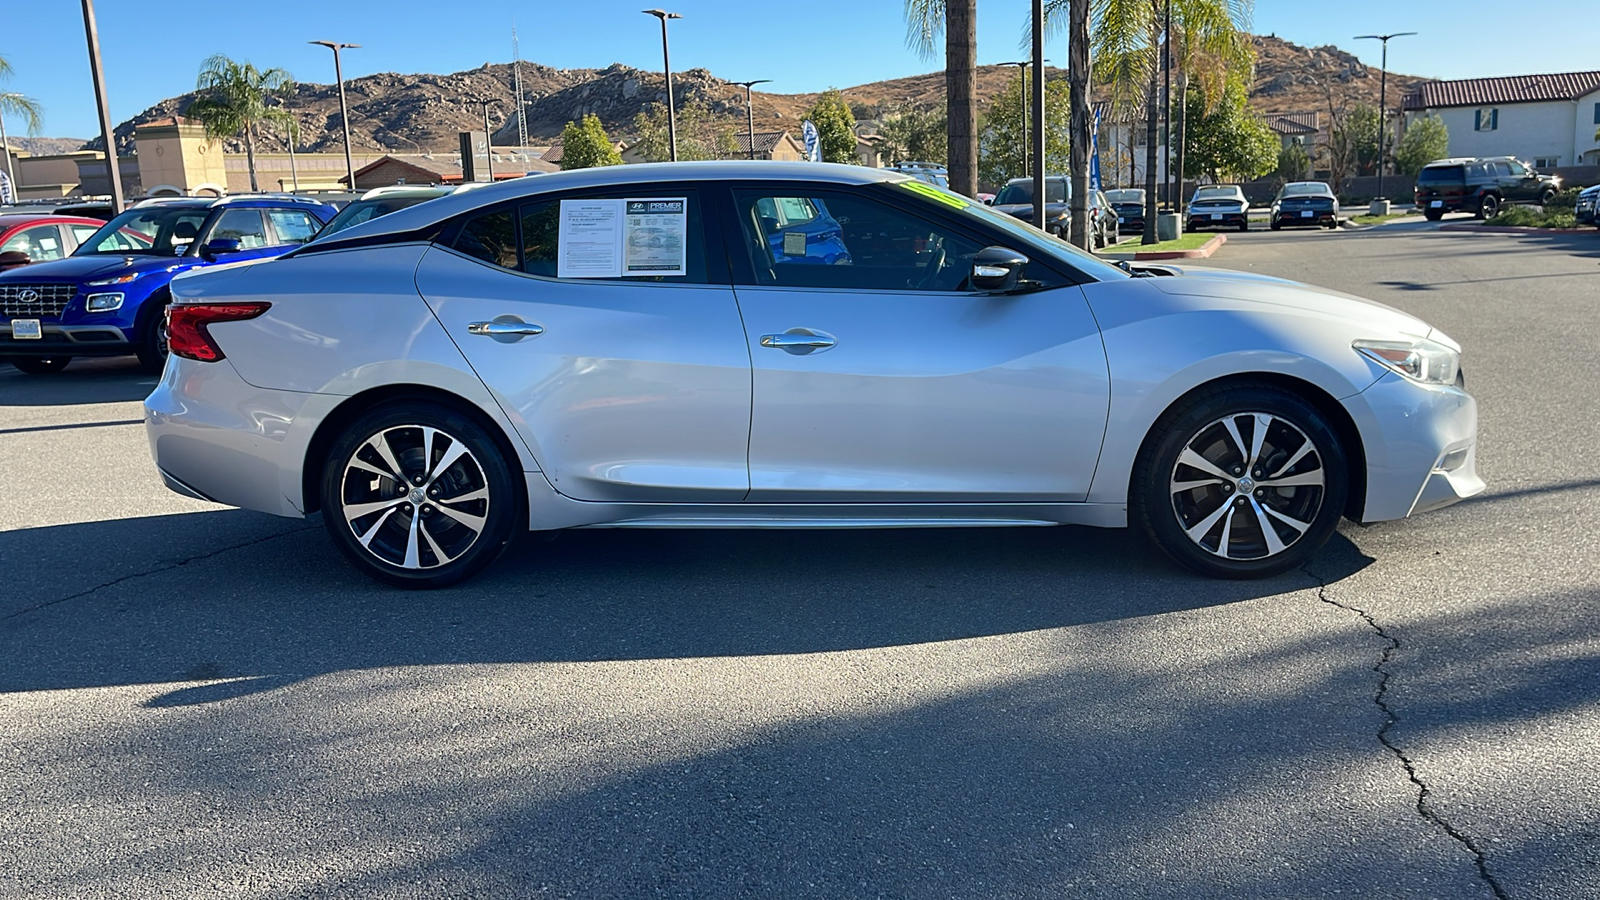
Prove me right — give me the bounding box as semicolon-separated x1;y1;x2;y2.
320;402;520;588
9;357;72;375
1133;385;1349;578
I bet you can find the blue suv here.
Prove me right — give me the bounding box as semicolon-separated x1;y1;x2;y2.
0;195;336;374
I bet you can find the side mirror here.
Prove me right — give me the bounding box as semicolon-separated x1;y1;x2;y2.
200;237;241;261
0;250;31;272
970;245;1029;293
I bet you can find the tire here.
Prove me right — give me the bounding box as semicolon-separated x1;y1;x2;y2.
1538;188;1556;207
134;290;171;374
1424;209;1444;222
1131;384;1349;579
10;357;72;374
1269;222;1282;231
1477;194;1500;219
1238;221;1249;232
320;401;520;588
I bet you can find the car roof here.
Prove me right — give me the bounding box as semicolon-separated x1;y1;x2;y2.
323;161;912;245
0;213;106;228
131;194;335;211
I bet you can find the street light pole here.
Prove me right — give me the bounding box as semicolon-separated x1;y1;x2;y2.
730;79;771;160
1355;32;1417;202
642;10;682;162
481;101;495;182
998;61;1046;181
310;40;361;191
80;0;124;213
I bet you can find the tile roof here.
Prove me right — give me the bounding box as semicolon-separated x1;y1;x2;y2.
735;131;792;155
1267;115;1318;135
1403;71;1600;110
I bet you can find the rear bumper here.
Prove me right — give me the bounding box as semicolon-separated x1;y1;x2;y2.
1187;213;1247;230
1272;210;1337;227
1;322;132;357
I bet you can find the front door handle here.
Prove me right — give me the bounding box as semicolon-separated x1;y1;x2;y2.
760;328;837;354
468;317;544;343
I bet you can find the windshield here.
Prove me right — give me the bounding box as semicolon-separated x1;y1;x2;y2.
890;180;1129;283
74;206;209;256
1417;165;1465;184
994;179;1068;205
1104;189;1144;204
318;196;441;238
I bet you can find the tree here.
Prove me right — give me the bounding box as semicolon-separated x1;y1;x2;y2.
0;54;46;198
1345;104;1382;176
186;55;295;193
905;0;977;196
979;74;1071;186
1395;115;1449;177
1182;79;1277;183
1276;142;1311;183
803;89;858;164
559;114;622;170
632;100;737;162
872;104;947;167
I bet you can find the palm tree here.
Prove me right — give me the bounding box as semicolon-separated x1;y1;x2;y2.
905;0;978;198
1168;0;1254;211
1059;0;1251;242
0;54;46;202
187;55;296;192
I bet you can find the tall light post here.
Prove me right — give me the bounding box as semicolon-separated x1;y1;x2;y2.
729;79;771;160
481;100;497;182
997;61;1046;181
1030;0;1045;231
1355;32;1417;203
309;40;360;191
642;10;682;162
81;0;124;213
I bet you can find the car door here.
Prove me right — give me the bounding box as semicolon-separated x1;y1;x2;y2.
1502;160;1540;202
416;186;753;503
200;208;298;263
725;182;1110;503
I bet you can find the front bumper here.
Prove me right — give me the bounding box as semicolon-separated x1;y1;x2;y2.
1;321;132;357
1347;371;1484;522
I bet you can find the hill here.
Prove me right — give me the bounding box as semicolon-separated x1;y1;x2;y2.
84;35;1428;155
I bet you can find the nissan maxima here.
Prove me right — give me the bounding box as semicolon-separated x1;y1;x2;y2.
144;162;1482;588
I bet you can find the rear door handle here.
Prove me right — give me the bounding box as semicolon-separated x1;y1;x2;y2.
760;328;837;354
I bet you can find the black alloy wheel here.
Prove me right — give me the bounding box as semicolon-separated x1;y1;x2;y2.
1478;194;1501;219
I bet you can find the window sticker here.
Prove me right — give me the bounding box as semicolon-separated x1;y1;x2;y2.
782;231;807;256
557;197;689;278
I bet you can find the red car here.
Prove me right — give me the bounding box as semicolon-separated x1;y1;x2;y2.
0;214;109;273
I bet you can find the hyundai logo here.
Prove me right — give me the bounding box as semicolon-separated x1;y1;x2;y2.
17;289;39;303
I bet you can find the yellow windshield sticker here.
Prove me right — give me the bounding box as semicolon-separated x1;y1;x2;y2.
898;180;969;209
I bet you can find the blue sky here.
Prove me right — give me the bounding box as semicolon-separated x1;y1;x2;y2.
2;1;1594;140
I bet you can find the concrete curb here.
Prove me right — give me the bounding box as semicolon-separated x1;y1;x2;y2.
1438;223;1593;234
1115;233;1227;260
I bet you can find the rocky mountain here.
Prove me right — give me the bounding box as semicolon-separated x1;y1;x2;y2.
3;136;91;157
83;35;1427;155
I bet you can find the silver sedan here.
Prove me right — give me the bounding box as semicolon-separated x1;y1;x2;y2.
144;162;1482;587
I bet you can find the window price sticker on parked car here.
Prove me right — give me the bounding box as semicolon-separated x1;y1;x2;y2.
557;198;688;278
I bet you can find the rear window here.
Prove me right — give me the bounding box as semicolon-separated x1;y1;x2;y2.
1418;165;1465;184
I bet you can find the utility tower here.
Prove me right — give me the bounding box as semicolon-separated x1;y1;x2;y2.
512;25;528;147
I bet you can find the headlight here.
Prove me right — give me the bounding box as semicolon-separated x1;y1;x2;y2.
85;292;125;312
1353;337;1460;385
87;272;141;286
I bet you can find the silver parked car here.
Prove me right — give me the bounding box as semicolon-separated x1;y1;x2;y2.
145;162;1483;588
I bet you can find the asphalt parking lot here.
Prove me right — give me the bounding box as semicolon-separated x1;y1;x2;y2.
2;222;1598;898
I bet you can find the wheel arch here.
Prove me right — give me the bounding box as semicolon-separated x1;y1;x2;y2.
1129;372;1369;522
300;383;529;517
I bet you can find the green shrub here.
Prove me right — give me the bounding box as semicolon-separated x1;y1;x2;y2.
1545;187;1580;211
1487;205;1578;228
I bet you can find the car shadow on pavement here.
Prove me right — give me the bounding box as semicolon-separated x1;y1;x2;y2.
0;509;1373;702
0;357;156;407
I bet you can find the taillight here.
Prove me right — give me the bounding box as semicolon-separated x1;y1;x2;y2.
167;302;270;362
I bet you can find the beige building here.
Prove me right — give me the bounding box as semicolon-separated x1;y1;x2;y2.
134;118;229;196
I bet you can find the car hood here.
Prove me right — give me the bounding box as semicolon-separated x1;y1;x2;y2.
0;253;183;283
994;202;1069;218
1144;265;1436;341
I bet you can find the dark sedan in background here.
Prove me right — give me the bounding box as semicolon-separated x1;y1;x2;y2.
1105;188;1146;235
1270;182;1340;230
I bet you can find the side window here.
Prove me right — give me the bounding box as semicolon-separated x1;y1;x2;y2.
1505;161;1528;176
518;190;710;283
70;224;101;247
1;225;67;261
732;188;984;292
454;209;518;270
209;209;271;250
267;209;322;245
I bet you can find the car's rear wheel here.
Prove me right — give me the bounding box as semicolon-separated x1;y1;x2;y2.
1538;188;1556;207
1132;385;1349;578
1478;194;1501;219
320;402;520;588
1424;209;1444;221
10;357;72;375
1270;221;1282;231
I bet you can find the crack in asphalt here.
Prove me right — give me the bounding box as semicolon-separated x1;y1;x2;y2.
1304;564;1511;900
1;525;319;622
